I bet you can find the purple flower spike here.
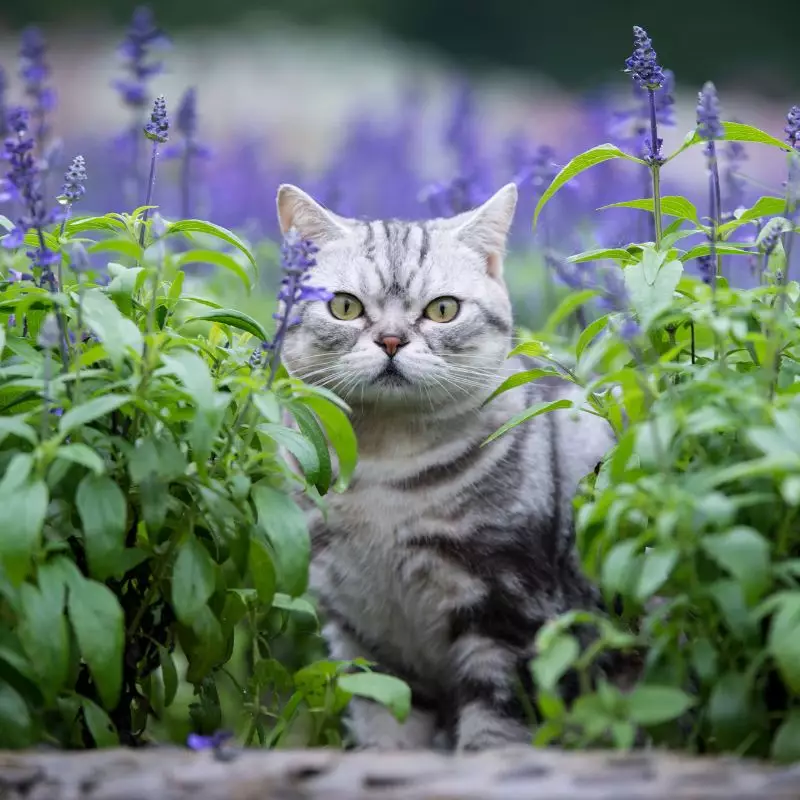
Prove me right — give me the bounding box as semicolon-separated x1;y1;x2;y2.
624;26;665;91
697;82;724;147
60;155;87;204
19;26;55;147
115;6;170;111
785;106;800;151
144;95;170;143
187;730;233;751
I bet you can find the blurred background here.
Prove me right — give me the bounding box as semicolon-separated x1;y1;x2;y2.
0;1;795;322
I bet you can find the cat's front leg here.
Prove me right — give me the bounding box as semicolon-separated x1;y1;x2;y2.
323;620;438;750
449;632;531;751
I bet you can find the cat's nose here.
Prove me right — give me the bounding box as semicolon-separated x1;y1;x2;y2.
377;335;406;357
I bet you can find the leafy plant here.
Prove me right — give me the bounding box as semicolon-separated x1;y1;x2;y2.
499;27;800;762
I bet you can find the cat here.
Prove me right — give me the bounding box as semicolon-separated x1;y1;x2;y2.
274;181;616;751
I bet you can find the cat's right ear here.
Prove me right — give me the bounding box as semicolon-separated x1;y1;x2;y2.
276;184;349;245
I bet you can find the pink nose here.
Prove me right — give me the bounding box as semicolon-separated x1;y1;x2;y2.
381;336;403;357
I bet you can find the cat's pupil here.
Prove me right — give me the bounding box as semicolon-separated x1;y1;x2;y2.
343;299;350;313
439;303;446;316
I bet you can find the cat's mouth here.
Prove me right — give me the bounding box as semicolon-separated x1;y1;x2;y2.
374;360;410;385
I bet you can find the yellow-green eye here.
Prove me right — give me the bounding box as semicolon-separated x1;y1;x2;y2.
328;293;364;321
424;296;460;323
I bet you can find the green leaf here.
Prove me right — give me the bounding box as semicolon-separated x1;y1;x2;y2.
173;249;253;291
55;444;105;475
58;393;132;437
289;401;333;495
18;581;68;705
531;634;579;693
0;479;48;585
701;527;771;603
768;593;800;694
772;711;800;763
337;672;411;723
81;290;143;367
272;592;318;620
709;671;757;751
508;339;549;359
259;423;321;485
623;250;683;327
576;314;610;359
165;219;256;268
158;645;178;708
718;196;787;236
300;395;359;492
251;483;310;597
171;536;216;625
185;309;268;341
484;399;572;444
0;683;34;748
626;685;695;725
635;545;679;602
567;248;636;265
249;537;277;606
534;144;645;227
67;576;124;709
681;242;755;262
484;368;562;406
670;121;788;161
81;697;119;748
601;540;639;598
599;196;699;224
0;415;37;446
160;351;215;410
76;474;127;580
543;289;600;333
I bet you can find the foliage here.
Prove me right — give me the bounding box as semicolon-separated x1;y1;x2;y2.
504;69;800;760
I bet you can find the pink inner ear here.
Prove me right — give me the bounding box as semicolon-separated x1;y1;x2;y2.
486;251;504;281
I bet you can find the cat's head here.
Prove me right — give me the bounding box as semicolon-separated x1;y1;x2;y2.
275;182;517;409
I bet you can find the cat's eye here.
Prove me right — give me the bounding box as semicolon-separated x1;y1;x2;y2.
423;296;460;323
328;293;364;321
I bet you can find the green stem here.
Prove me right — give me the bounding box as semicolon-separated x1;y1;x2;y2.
651;165;663;248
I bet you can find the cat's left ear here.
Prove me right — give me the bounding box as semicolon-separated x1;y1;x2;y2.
276;184;351;245
454;182;518;279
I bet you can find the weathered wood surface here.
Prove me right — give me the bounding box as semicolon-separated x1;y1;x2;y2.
1;746;799;800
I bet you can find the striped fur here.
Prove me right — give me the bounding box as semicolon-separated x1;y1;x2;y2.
275;183;615;751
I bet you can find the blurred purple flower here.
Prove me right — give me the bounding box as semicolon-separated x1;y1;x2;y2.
696;81;723;156
264;227;332;385
722;135;747;213
114;6;170;111
0;68;7;137
697;82;723;287
187;730;233;751
697;254;714;285
144;95;169;143
19;27;56;148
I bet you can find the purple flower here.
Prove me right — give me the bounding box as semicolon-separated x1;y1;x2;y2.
114;6;170;111
697;82;723;152
0;67;7;137
37;313;60;350
60;155;87;204
263;227;332;385
785;106;800;151
187;730;233;751
722;134;747;212
1;107;61;283
144;95;169;143
624;27;665;91
19;27;56;146
697;254;715;285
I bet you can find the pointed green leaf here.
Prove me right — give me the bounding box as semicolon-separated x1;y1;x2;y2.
576;314;611;359
173;249;253;291
484;399;573;444
76;474;128;580
158;646;179;708
172;536;216;624
484;369;563;406
300;395;359;492
669;121;788;161
252;483;309;597
81;697;119;748
0;479;48;585
567;248;637;265
534;144;645;226
249;537;277;606
718;196;786;236
67;576;124;709
166;219;256;267
58;394;132;437
56;443;105;475
81;290;143;366
599;195;700;224
626;685;695;725
184;309;268;341
338;672;411;723
543;289;600;333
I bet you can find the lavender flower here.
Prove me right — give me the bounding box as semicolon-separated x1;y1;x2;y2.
264;228;332;385
0;67;7;137
164;88;211;218
59;155;87;204
722;137;747;213
19;27;55;149
114;6;170;110
1;108;61;274
697;82;724;288
624;26;665;91
697;254;714;285
785;106;800;151
140;96;169;247
187;730;233;751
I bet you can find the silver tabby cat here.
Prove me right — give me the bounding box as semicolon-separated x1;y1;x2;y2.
275;181;615;751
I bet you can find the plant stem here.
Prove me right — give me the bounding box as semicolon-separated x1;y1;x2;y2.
180;146;192;220
647;89;663;248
